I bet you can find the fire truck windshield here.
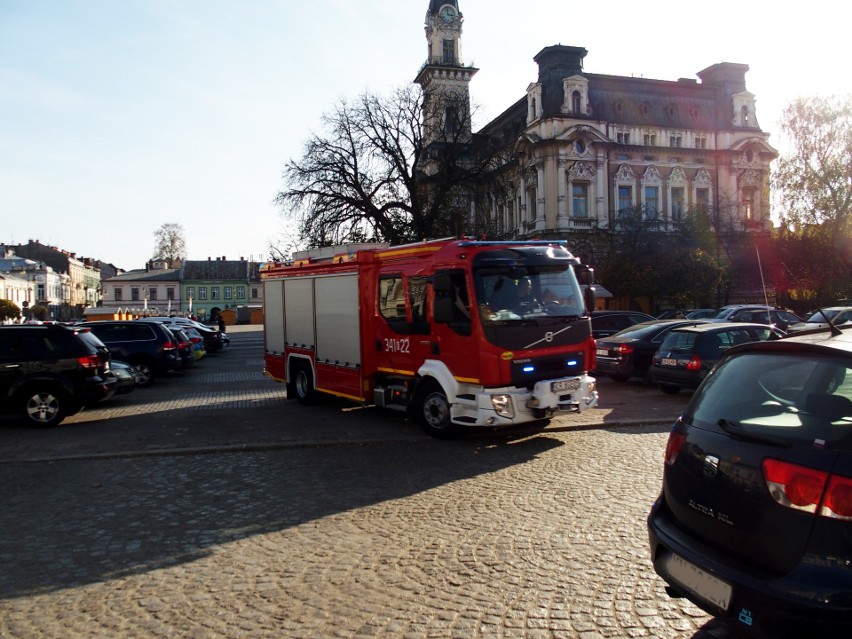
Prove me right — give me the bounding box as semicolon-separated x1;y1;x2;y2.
474;267;585;323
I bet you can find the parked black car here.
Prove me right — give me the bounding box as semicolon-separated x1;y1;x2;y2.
0;324;116;425
109;360;141;395
77;320;181;386
136;318;225;353
595;319;707;382
169;327;196;368
590;310;655;339
649;322;784;394
648;323;852;637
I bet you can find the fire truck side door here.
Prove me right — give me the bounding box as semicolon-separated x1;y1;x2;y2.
374;274;430;376
431;269;478;383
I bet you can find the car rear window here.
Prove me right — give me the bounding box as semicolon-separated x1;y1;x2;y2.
687;352;852;447
657;331;697;353
76;330;107;352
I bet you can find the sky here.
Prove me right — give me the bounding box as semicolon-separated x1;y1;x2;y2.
1;0;849;271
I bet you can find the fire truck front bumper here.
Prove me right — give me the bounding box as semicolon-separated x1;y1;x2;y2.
453;375;598;427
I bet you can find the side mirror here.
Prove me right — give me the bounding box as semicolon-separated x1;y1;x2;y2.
583;285;596;314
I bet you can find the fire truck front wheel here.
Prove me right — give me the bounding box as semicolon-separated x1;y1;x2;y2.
415;380;455;439
292;363;317;404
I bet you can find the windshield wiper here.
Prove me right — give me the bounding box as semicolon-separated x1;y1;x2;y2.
717;419;792;448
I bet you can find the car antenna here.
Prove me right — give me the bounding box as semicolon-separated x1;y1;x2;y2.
817;308;843;337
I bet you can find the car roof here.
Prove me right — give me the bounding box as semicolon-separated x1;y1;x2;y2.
729;324;852;356
667;321;773;333
809;306;852;312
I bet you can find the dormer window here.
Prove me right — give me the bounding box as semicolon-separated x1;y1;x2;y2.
529;98;537;121
741;105;749;127
572;91;581;114
561;76;589;116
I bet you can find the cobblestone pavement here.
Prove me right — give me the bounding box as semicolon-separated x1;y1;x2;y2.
0;327;737;639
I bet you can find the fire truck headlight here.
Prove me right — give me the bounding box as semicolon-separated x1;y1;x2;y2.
490;394;515;418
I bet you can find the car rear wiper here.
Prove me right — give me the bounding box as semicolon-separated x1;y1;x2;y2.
717;418;792;448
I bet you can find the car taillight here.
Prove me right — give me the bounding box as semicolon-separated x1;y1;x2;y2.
821;474;852;520
616;344;633;355
664;430;686;466
190;337;202;344
77;354;103;370
163;341;177;351
686;355;701;370
763;459;830;515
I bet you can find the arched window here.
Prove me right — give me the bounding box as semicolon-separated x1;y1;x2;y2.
741;105;749;127
572;91;581;114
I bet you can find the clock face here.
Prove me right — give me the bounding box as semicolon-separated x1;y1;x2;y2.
439;5;456;23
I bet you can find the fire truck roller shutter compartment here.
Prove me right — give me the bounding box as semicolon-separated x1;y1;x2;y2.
284;278;315;349
315;274;360;367
264;280;285;354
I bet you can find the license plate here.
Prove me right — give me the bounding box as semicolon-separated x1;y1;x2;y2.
662;552;732;612
551;379;581;393
661;358;678;367
596;348;608;356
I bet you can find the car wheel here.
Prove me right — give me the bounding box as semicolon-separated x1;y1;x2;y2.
658;383;680;394
293;363;316;405
608;373;631;383
19;387;68;426
132;361;155;387
415;379;455;439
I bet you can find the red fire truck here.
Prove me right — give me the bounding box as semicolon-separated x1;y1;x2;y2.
261;238;598;437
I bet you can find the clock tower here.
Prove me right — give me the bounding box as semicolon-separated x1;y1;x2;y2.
415;1;478;148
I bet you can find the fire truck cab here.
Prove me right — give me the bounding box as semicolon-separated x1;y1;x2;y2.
262;238;598;437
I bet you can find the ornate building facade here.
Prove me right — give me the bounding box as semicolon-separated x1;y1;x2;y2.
419;2;777;302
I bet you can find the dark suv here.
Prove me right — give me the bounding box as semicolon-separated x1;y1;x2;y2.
77;321;181;386
648;323;852;636
0;324;116;426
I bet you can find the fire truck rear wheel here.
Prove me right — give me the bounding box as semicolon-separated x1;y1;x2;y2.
416;380;455;439
293;364;316;404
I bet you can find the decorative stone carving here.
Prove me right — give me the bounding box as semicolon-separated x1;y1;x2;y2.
615;164;636;182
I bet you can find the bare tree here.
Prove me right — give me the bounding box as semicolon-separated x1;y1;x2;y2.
276;85;503;247
153;223;186;267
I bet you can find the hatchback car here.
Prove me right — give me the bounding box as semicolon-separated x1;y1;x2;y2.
77;320;181;386
590;310;655;339
0;324;116;425
648;323;852;637
649;322;784;393
595;319;708;382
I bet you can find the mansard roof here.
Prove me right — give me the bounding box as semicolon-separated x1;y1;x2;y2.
477;47;758;136
586;73;721;130
182;260;261;281
105;268;181;283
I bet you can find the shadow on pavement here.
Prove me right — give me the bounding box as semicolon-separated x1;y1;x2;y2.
0;426;564;600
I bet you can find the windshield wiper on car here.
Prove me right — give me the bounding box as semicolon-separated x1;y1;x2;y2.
717;418;792;448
